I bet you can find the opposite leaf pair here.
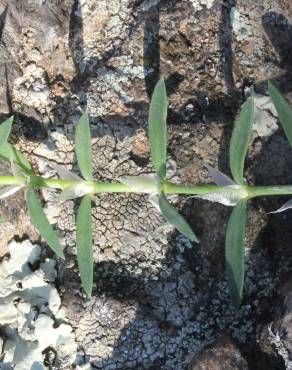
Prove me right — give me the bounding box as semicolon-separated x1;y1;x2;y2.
0;79;291;309
225;83;292;308
0;116;65;259
146;79;253;309
146;80;292;309
148;79;199;243
0;113;94;296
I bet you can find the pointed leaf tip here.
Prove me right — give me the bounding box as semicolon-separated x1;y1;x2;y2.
76;194;93;296
0;143;33;174
268;81;292;148
50;163;82;181
269;199;292;214
0;185;23;200
75;113;93;181
206;165;235;186
158;192;199;243
229;98;254;185
148;79;168;179
0;116;14;151
225;200;247;309
26;188;64;259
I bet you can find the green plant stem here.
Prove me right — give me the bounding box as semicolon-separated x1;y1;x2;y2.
247;185;292;198
163;182;221;195
0;176;21;186
1;175;292;198
93;182;133;193
33;177;76;189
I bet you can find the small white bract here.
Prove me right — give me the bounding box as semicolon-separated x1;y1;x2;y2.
270;198;292;214
0;185;24;200
119;174;159;193
59;181;95;201
206;165;235;186
49;163;95;200
75;182;95;196
0;160;30;200
195;185;249;206
119;175;164;212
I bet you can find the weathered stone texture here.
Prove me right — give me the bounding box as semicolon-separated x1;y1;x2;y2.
1;0;292;369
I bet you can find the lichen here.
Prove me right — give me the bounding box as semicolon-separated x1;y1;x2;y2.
190;0;215;11
0;240;77;369
230;7;252;41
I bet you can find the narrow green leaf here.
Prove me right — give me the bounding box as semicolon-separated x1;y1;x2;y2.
0;116;13;151
75;113;93;181
76;194;93;296
158;192;199;243
148;79;168;179
229;98;254;185
26;188;64;259
268;81;292;148
225;199;247;309
0;142;32;174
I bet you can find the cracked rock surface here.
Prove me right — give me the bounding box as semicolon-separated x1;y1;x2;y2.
0;240;77;369
1;0;292;369
257;274;292;370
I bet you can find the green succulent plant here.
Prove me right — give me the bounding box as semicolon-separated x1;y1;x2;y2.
0;80;291;308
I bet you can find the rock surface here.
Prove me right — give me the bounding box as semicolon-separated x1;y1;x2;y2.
0;240;77;369
0;0;292;369
188;335;248;370
263;275;292;370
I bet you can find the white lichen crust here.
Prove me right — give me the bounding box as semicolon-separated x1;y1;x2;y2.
0;240;77;369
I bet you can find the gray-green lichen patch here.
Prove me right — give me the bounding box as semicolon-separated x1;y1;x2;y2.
0;240;77;370
190;0;215;11
13;64;51;117
251;90;279;138
230;7;252;42
268;326;292;370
